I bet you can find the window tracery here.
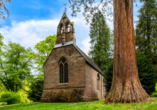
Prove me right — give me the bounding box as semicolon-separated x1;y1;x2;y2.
59;58;68;83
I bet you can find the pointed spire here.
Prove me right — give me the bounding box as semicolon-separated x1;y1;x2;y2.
63;4;67;13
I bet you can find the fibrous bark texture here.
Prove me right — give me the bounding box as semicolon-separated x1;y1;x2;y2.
105;0;149;103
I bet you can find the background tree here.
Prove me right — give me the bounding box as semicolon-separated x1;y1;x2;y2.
69;0;113;23
88;10;113;73
0;33;3;52
0;80;6;92
34;35;57;74
104;59;113;94
136;49;157;95
136;0;157;65
27;74;43;102
0;41;35;92
28;35;56;101
69;0;149;103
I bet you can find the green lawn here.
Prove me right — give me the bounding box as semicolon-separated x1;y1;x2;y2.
0;98;157;110
150;92;157;97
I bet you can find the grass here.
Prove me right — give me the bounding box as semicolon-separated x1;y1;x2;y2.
150;91;157;97
0;98;157;110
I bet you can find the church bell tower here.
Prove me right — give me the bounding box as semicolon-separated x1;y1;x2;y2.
55;12;76;46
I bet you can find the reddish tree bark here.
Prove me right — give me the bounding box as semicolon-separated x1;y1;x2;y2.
105;0;149;103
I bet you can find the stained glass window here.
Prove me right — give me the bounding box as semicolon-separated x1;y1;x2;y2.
64;63;68;83
60;64;63;83
59;58;68;83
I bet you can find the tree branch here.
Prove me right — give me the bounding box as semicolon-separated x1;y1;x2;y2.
0;77;9;90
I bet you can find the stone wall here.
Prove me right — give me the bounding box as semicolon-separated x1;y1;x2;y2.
41;44;106;102
41;45;86;102
41;88;85;102
56;32;75;44
84;64;106;101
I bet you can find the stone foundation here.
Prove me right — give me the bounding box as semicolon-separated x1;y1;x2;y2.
41;88;85;102
41;88;104;102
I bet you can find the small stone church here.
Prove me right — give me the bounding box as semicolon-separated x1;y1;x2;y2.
41;12;106;102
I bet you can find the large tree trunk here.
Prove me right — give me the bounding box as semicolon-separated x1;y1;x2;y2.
105;0;149;103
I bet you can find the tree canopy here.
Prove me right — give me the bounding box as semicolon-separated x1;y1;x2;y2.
88;10;113;73
136;0;157;64
0;39;35;92
34;34;57;74
69;0;113;23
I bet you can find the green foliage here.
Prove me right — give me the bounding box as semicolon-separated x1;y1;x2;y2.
34;34;57;74
28;35;56;101
0;92;21;104
136;0;157;64
105;50;157;95
0;34;4;92
0;80;6;92
27;74;43;102
150;91;157;97
0;33;4;53
17;91;31;103
104;59;113;93
136;49;157;94
88;10;113;73
0;41;35;92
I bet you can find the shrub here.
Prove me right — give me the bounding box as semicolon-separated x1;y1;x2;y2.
0;92;21;104
18;90;31;103
27;75;43;102
0;80;6;92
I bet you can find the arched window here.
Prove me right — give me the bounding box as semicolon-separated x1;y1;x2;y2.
97;74;100;90
60;64;63;83
59;58;68;83
64;63;68;83
60;24;63;34
66;23;70;32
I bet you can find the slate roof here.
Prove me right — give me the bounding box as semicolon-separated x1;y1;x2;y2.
44;41;104;75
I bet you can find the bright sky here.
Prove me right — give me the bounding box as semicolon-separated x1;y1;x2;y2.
0;0;142;55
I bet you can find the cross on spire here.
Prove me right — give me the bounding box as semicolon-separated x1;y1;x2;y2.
63;3;67;13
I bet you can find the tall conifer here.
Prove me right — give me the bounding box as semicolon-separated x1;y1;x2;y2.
136;0;157;64
88;10;112;73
